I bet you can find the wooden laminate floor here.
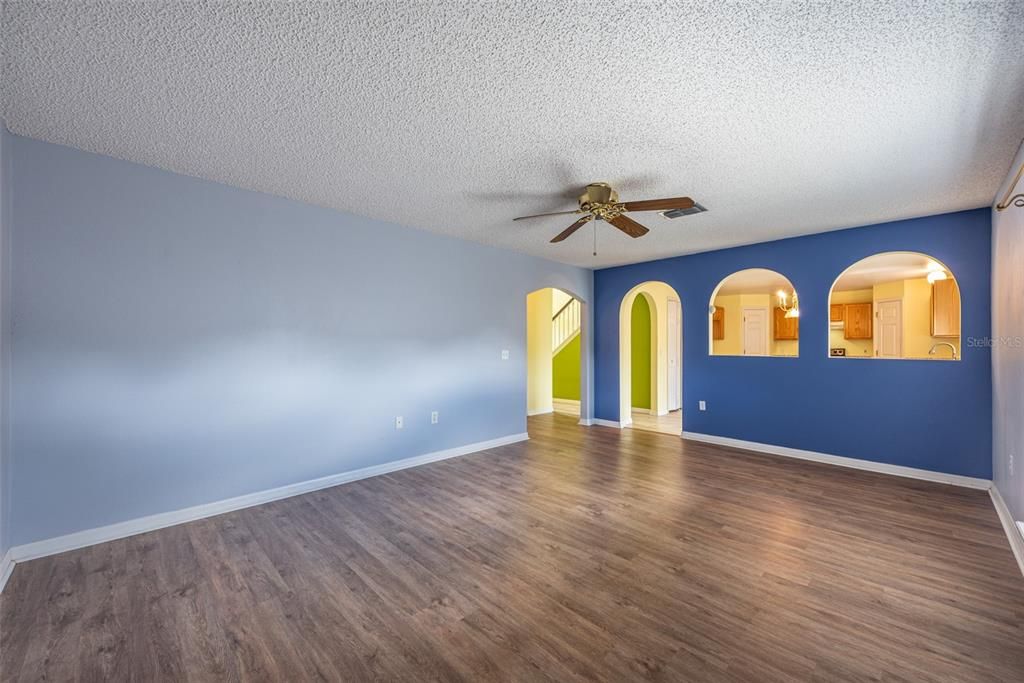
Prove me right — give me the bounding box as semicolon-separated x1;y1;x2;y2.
2;413;1023;681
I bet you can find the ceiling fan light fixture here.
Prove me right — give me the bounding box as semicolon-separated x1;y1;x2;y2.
514;183;697;244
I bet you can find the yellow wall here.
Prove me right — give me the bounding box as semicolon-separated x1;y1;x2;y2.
712;293;743;356
873;280;904;302
829;288;873;357
903;277;960;359
526;288;553;414
551;288;572;316
711;292;798;357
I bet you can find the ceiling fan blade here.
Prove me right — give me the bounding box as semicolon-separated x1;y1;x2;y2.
607;214;650;238
513;209;582;221
621;196;695;212
550;215;593;243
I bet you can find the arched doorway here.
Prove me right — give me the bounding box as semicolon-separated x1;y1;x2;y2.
526;287;589;425
619;281;683;435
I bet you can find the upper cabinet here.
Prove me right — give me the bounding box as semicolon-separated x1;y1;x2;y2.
843;303;873;339
712;307;725;340
931;278;960;338
773;306;799;340
829;304;845;322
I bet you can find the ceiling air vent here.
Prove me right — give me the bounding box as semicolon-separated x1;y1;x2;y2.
661;203;707;219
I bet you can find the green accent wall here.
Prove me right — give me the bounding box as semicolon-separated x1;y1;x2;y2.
552;333;581;400
631;295;651;409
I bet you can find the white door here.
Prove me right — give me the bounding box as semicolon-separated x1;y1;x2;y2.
876;299;902;358
667;299;681;411
743;308;769;356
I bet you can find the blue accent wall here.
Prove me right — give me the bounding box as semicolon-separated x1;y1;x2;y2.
594;209;992;479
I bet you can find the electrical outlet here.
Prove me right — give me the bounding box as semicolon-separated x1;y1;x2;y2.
431;411;439;424
501;349;510;360
395;416;403;430
699;400;706;411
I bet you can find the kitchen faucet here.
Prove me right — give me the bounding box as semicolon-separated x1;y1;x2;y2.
928;342;958;360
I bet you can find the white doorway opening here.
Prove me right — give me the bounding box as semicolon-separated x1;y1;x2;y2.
526;287;588;424
619;281;683;436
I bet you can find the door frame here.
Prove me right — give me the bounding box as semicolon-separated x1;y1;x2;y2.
742;306;770;356
526;286;591;425
666;298;682;412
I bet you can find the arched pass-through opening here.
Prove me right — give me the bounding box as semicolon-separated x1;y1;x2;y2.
708;268;800;357
526;287;590;427
619;281;683;435
827;252;961;361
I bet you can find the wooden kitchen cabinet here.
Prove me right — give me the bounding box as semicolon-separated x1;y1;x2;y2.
830;303;845;322
773;306;799;340
844;302;873;339
712;307;725;340
931;279;960;338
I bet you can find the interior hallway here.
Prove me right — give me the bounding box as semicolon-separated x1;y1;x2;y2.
2;413;1022;681
628;409;683;436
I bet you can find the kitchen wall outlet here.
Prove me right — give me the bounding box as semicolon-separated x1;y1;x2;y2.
431;411;439;424
395;416;403;430
699;400;707;411
501;349;510;360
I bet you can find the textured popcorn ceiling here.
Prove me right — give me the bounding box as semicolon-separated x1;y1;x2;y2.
2;1;1023;268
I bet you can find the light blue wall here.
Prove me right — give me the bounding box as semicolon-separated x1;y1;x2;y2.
0;124;11;559
594;209;993;479
7;133;591;546
992;142;1024;523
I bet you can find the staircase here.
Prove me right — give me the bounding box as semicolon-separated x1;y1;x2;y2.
552;297;581;355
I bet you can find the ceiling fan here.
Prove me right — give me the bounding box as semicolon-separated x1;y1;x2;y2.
513;182;696;243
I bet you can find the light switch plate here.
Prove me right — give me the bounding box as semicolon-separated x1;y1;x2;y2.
431;411;439;424
699;400;706;411
395;416;403;429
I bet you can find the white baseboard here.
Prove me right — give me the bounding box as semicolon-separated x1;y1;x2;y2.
3;432;529;578
527;408;553;416
681;431;991;490
990;486;1024;578
592;418;630;429
577;418;593;426
0;549;13;594
631;407;651;415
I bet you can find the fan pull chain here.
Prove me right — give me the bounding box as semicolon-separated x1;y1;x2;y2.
593;220;597;256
